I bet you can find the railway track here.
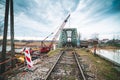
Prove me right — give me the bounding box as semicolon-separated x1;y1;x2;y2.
44;49;87;80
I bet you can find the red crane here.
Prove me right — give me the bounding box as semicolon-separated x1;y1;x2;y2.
40;14;70;53
40;32;54;48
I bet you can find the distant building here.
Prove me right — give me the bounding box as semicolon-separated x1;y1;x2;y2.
101;39;109;43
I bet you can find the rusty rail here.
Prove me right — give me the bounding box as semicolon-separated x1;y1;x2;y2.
73;52;87;80
45;49;87;80
44;51;64;80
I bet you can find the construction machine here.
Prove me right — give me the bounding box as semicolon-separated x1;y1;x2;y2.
40;14;70;53
40;32;54;53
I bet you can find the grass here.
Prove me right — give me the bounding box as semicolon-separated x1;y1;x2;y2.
62;76;76;80
76;48;120;80
47;48;61;57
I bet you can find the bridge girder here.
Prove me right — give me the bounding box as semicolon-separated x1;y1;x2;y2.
59;28;78;47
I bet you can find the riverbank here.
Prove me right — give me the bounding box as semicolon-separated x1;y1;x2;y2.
76;48;120;80
99;46;120;50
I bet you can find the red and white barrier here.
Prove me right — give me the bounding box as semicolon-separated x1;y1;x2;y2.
24;48;33;68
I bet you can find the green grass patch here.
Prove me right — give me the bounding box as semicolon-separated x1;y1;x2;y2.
47;48;61;57
76;48;120;80
62;76;75;80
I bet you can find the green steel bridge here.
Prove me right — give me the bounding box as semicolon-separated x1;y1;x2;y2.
58;28;78;47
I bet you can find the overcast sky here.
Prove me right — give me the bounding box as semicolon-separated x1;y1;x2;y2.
0;0;120;40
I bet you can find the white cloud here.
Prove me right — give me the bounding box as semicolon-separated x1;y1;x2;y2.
0;3;5;20
13;0;73;40
61;0;76;12
6;0;119;40
65;0;120;40
15;13;51;32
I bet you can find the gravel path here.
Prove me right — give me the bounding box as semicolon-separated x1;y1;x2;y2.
7;53;60;80
47;50;82;80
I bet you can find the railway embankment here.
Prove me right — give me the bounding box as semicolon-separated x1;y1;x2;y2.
76;48;120;80
3;48;120;80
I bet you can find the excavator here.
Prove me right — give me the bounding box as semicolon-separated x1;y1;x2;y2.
40;14;70;53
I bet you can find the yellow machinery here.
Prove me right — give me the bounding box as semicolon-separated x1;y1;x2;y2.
15;54;25;63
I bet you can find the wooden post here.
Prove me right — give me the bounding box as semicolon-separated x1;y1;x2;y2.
10;0;15;67
94;45;96;55
0;0;9;74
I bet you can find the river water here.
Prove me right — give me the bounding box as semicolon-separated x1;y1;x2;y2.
96;49;120;65
0;45;23;53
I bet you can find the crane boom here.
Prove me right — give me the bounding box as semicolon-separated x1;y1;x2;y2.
43;32;54;41
41;32;53;47
49;14;70;48
40;14;70;53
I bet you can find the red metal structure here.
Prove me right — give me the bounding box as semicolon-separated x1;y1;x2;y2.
40;32;54;53
40;14;70;53
40;32;53;47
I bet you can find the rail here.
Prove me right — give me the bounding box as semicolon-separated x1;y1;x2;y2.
45;49;87;80
44;51;64;80
73;52;87;80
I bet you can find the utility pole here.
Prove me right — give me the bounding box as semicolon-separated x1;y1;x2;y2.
0;0;9;74
10;0;15;67
0;0;15;74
